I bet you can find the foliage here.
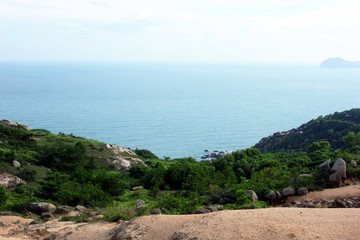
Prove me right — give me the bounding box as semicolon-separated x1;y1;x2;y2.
0;186;8;206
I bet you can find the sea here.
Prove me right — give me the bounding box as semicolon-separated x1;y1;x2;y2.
0;62;359;159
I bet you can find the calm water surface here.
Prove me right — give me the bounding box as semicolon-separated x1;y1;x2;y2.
1;62;359;158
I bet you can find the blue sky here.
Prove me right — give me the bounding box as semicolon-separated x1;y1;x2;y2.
0;0;359;63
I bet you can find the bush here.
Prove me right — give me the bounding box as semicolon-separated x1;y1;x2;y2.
18;169;37;182
0;186;8;206
103;202;135;222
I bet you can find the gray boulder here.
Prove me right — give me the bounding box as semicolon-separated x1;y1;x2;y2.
246;190;258;202
136;200;146;210
350;160;357;167
282;187;295;197
319;159;331;171
265;191;276;200
75;205;86;212
41;212;54;219
194;208;211;214
276;191;282;199
298;174;313;178
132;186;144;191
329;172;342;186
12;161;21;168
150;208;161;215
331;158;346;179
0;173;25;188
28;202;56;214
298;187;308;196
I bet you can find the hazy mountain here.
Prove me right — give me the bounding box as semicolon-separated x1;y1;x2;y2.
320;57;360;68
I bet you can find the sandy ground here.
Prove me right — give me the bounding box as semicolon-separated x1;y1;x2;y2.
1;185;360;240
287;183;360;203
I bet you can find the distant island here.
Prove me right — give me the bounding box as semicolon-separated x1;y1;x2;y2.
320;57;360;68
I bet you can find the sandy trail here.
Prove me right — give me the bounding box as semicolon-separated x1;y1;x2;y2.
287;183;360;203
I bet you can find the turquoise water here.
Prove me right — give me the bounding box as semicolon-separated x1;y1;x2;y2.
0;62;359;158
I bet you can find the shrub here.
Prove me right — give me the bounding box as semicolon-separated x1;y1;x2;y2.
18;169;37;182
0;186;8;206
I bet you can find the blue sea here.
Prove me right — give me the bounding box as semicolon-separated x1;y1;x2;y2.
0;62;359;159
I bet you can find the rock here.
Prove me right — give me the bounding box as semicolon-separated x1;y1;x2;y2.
0;120;31;130
41;212;54;219
276;191;282;199
107;157;145;172
194;208;211;214
298;187;308;196
135;200;146;210
12;160;21;168
0;173;25;188
319;159;331;171
298;174;313;178
265;191;276;200
55;206;70;214
329;172;342;186
333;198;347;208
283;203;292;207
350;160;357;167
75;205;86;212
132;186;144;191
246;190;258;202
28;202;57;214
0;211;14;216
330;158;346;179
209;204;223;210
150;208;162;215
282;187;295;197
204;206;218;212
29;220;42;225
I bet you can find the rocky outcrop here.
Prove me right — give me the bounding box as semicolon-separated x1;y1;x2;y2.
330;158;346;179
0;172;25;188
107;157;144;171
246;190;258;202
28;202;56;214
0;120;31;130
103;144;145;171
12;160;21;168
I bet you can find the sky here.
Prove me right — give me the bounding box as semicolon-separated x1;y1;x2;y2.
0;0;359;63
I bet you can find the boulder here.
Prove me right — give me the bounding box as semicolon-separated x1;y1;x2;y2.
329;172;342;186
204;206;218;212
194;208;211;214
265;191;276;200
276;191;282;199
136;200;146;210
107;157;145;172
12;161;21;168
0;173;25;188
298;187;308;196
282;187;295;197
75;205;86;212
41;212;54;219
246;190;258;202
28;202;56;214
150;208;162;215
319;159;331;171
55;206;70;214
298;174;313;178
350;160;357;167
132;186;144;191
0;120;31;130
330;158;346;179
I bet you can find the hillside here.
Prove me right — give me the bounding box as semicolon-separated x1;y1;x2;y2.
254;108;360;153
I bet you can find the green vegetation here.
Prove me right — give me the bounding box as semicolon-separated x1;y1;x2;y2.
255;108;360;152
1;108;360;222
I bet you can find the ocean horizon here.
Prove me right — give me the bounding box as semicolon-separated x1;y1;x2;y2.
1;62;359;159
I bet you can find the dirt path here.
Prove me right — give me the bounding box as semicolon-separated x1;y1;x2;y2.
287;183;360;203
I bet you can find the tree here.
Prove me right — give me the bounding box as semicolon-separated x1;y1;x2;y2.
307;141;331;167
